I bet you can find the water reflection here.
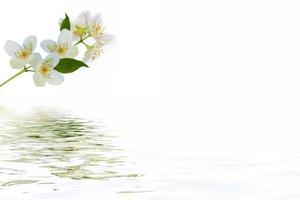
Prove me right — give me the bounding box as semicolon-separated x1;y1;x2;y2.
0;108;140;188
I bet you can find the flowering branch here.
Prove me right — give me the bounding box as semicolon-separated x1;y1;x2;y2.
0;11;113;88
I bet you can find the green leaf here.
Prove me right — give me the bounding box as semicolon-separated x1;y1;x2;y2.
60;13;71;31
54;58;89;74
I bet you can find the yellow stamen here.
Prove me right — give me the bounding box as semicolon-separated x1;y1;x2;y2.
56;43;68;56
74;25;88;37
92;22;104;38
92;48;103;60
16;48;31;60
39;64;51;77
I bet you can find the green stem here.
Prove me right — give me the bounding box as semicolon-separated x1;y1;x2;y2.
82;34;91;41
81;41;90;49
74;40;82;46
74;35;90;46
0;66;30;88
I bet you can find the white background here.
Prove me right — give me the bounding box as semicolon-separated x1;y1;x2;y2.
164;0;300;96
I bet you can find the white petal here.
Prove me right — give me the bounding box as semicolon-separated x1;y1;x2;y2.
83;46;97;62
47;70;64;85
41;39;56;53
89;14;102;33
100;34;114;45
10;58;26;69
93;43;102;48
65;46;79;58
58;18;64;27
44;53;60;67
33;72;46;87
83;50;93;62
91;14;102;24
58;29;72;45
4;40;22;57
72;34;81;42
27;53;42;69
23;35;37;50
76;10;91;26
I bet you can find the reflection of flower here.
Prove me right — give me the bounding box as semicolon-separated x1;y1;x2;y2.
0;108;134;181
28;53;64;87
4;36;37;69
41;30;78;58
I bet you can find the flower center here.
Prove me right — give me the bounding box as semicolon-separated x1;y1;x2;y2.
74;25;88;37
92;22;104;38
16;48;31;60
39;64;51;77
56;43;68;56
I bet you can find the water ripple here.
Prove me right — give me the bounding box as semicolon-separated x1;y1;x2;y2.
0;108;141;189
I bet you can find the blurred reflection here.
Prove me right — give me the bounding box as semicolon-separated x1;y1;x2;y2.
0;108;139;187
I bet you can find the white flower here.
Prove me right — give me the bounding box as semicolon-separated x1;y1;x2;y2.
83;43;102;62
74;11;109;43
89;14;105;43
71;11;91;41
4;36;37;69
41;29;79;58
28;53;64;87
83;34;114;62
88;13;113;48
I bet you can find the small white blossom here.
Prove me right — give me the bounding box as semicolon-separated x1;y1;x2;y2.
83;34;114;62
72;11;112;44
28;53;64;87
41;29;79;58
4;36;37;69
83;43;103;62
71;11;91;41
